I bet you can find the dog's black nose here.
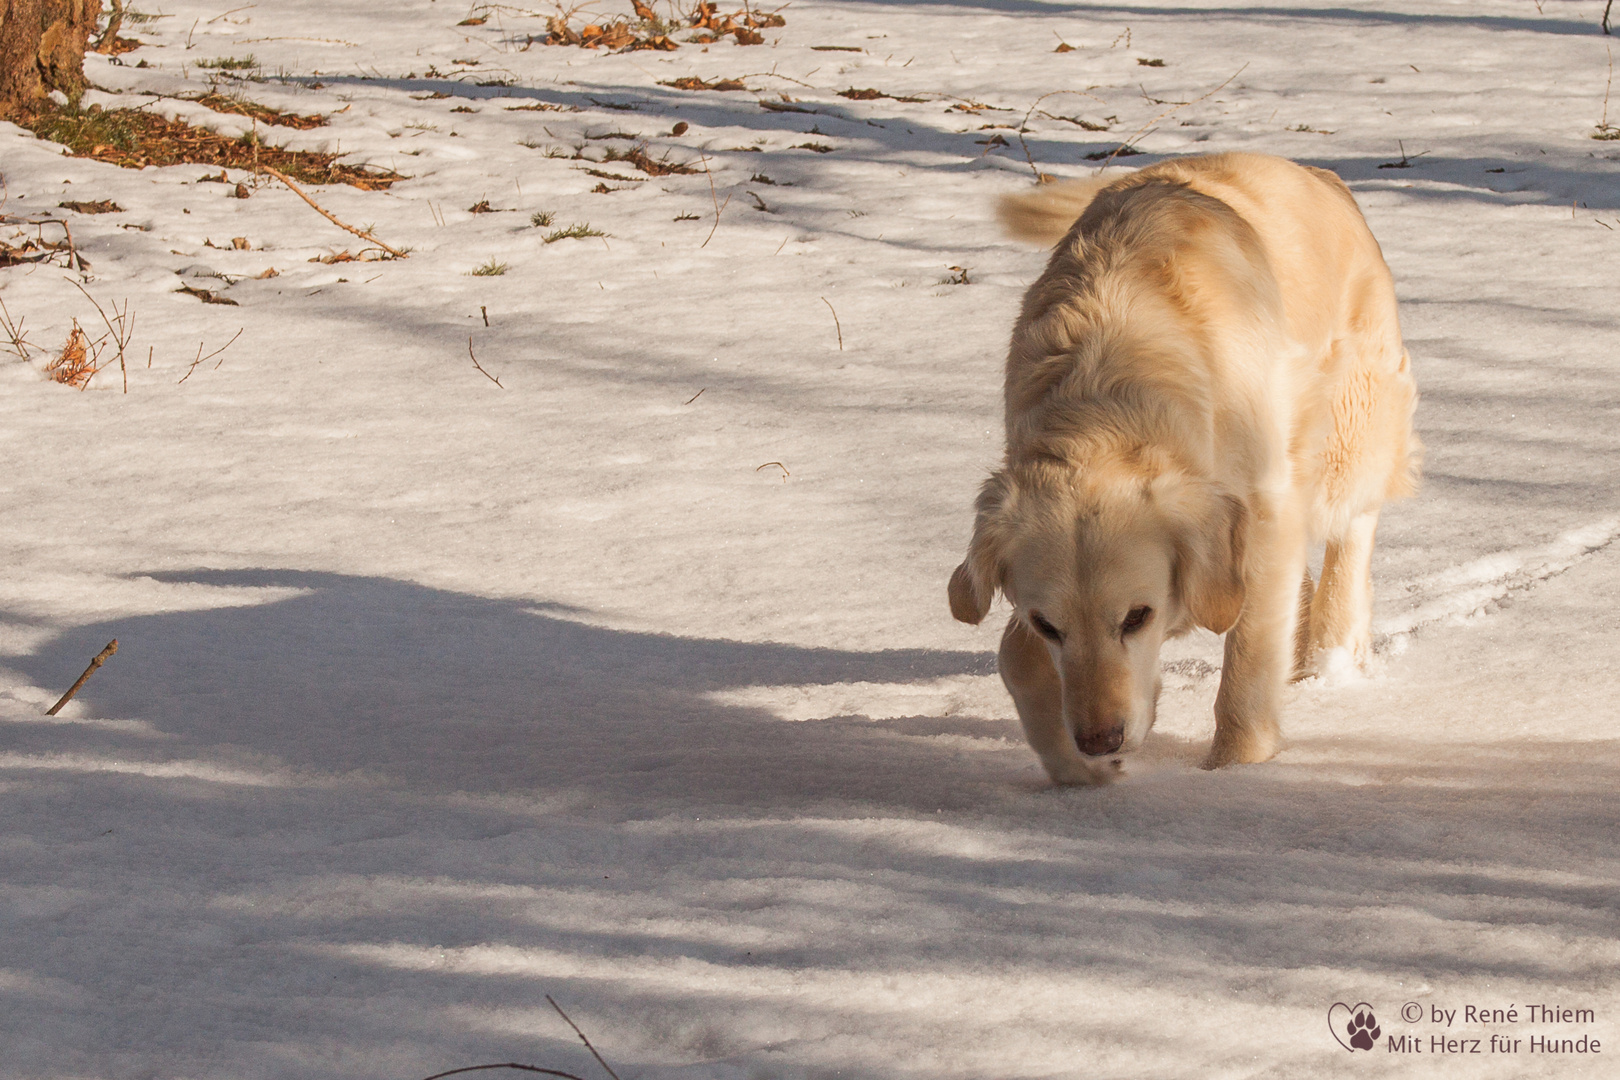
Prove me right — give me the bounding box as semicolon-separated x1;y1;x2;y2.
1077;725;1124;756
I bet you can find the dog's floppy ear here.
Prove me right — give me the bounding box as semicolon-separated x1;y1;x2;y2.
1156;474;1248;634
948;472;1013;625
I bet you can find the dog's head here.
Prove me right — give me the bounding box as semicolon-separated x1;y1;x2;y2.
949;460;1246;756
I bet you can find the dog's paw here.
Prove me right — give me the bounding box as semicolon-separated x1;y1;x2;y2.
1203;726;1280;769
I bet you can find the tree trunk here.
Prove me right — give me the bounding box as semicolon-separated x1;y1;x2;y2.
0;0;101;121
93;0;119;52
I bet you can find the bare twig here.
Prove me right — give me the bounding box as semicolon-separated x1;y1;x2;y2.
1097;62;1248;170
545;996;622;1080
46;640;118;716
736;70;819;89
0;295;36;360
57;219;89;275
1015;89;1109;180
468;336;505;387
177;328;244;384
208;4;258;24
820;296;843;350
1602;43;1615;132
699;155;732;249
257;165;407;258
1606;0;1614;35
755;461;789;480
68;279;135;394
682;387;706;404
418;1066;589;1080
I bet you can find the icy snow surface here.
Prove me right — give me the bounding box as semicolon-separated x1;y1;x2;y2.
2;1;1618;1077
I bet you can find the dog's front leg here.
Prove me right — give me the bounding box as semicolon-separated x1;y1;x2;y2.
999;617;1117;785
1207;497;1308;767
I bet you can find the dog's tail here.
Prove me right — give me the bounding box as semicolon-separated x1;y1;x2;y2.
996;178;1113;246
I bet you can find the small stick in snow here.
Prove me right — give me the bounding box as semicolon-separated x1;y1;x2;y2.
0;295;36;360
68;279;135;394
1600;44;1615;134
1015;89;1109;181
55;219;89;275
46;640;118;716
821;296;843;350
1097;62;1249;171
417;1065;590;1080
177;328;245;384
468;337;505;388
700;155;732;249
481;305;490;327
256;165;408;259
682;387;706;405
756;461;789;480
545;996;623;1080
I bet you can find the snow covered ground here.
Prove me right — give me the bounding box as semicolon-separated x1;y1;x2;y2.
2;0;1618;1076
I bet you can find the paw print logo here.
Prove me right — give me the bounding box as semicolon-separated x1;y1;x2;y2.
1328;1002;1382;1052
1348;1007;1381;1049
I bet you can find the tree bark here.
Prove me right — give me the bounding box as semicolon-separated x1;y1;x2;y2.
0;0;102;121
92;0;119;53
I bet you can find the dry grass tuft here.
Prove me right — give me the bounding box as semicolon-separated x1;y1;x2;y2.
0;234;74;269
1084;145;1143;160
20;102;399;190
47;322;103;388
176;283;239;305
601;144;699;175
196;55;257;70
504;102;581;113
538;1;784;52
59;199;124;214
543;223;606;243
662;76;747;92
837;87;925;103
191;92;327;130
470;258;510;276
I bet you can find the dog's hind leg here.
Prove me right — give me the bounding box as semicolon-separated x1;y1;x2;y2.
1291;567;1317;681
1307;508;1380;674
999;618;1116;786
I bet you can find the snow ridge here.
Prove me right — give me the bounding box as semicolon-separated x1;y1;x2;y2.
1376;516;1620;647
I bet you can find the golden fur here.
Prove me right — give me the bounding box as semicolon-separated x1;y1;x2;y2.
950;153;1419;784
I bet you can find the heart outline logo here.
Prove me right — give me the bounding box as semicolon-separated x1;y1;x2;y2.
1328;1001;1382;1052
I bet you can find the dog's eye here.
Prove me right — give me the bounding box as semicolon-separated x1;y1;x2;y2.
1121;606;1153;635
1028;611;1064;643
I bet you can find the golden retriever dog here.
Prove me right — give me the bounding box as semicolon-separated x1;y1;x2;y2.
949;153;1419;784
